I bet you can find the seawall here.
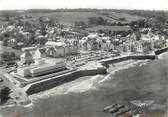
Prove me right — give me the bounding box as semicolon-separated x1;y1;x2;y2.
154;47;168;55
26;68;107;95
100;54;156;65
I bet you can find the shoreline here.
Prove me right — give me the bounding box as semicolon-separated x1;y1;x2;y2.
0;60;144;110
1;50;168;109
24;53;156;95
1;51;168;117
28;59;147;108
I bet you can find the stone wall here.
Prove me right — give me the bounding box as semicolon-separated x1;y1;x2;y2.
26;68;107;95
101;55;156;65
154;47;168;55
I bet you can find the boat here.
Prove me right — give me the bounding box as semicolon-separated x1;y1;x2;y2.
114;107;131;116
109;108;118;113
103;103;117;112
108;104;124;113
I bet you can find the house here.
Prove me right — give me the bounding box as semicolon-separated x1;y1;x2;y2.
134;41;143;53
45;41;66;57
88;38;99;51
45;41;77;57
8;38;17;47
81;33;99;51
46;46;65;58
20;50;34;65
17;46;67;77
22;47;37;56
67;45;78;55
99;37;111;51
129;33;137;42
65;39;79;55
33;48;46;59
79;38;88;51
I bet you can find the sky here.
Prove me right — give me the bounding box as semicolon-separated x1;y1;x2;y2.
0;0;168;10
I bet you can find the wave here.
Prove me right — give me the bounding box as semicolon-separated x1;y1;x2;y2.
65;75;102;94
139;60;150;67
28;75;102;103
158;51;168;59
22;102;34;108
98;60;146;83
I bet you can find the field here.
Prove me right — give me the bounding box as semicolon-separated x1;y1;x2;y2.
86;25;132;32
0;10;145;26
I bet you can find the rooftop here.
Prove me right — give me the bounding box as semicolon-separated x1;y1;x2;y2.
45;41;66;47
22;47;37;52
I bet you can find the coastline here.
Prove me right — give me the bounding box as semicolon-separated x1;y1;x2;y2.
1;51;168;117
157;51;168;59
0;56;153;109
28;59;147;107
1;50;168;110
24;53;156;95
0;60;145;110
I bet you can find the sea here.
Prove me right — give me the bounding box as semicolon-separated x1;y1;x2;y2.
0;52;168;117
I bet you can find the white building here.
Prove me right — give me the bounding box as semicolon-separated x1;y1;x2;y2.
45;41;78;57
17;58;66;77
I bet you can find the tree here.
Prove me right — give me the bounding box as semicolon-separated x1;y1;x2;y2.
0;86;11;105
119;17;126;21
74;21;86;27
2;38;9;46
1;51;10;61
138;19;146;28
129;19;146;29
36;36;47;45
142;41;152;54
1;12;13;21
10;52;16;61
88;17;106;25
135;30;141;41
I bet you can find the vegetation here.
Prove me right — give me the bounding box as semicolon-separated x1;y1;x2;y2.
1;51;18;62
74;21;86;28
0;9;145;26
0;9;167;50
129;19;146;29
120;10;168;32
118;17;126;21
0;86;11;105
88;17;107;25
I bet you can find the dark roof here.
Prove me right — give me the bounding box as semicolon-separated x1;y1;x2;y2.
39;48;46;54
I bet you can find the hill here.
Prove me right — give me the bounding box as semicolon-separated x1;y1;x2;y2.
0;10;145;26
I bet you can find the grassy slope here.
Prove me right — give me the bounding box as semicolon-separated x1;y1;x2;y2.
102;11;145;22
86;25;132;32
0;11;145;26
